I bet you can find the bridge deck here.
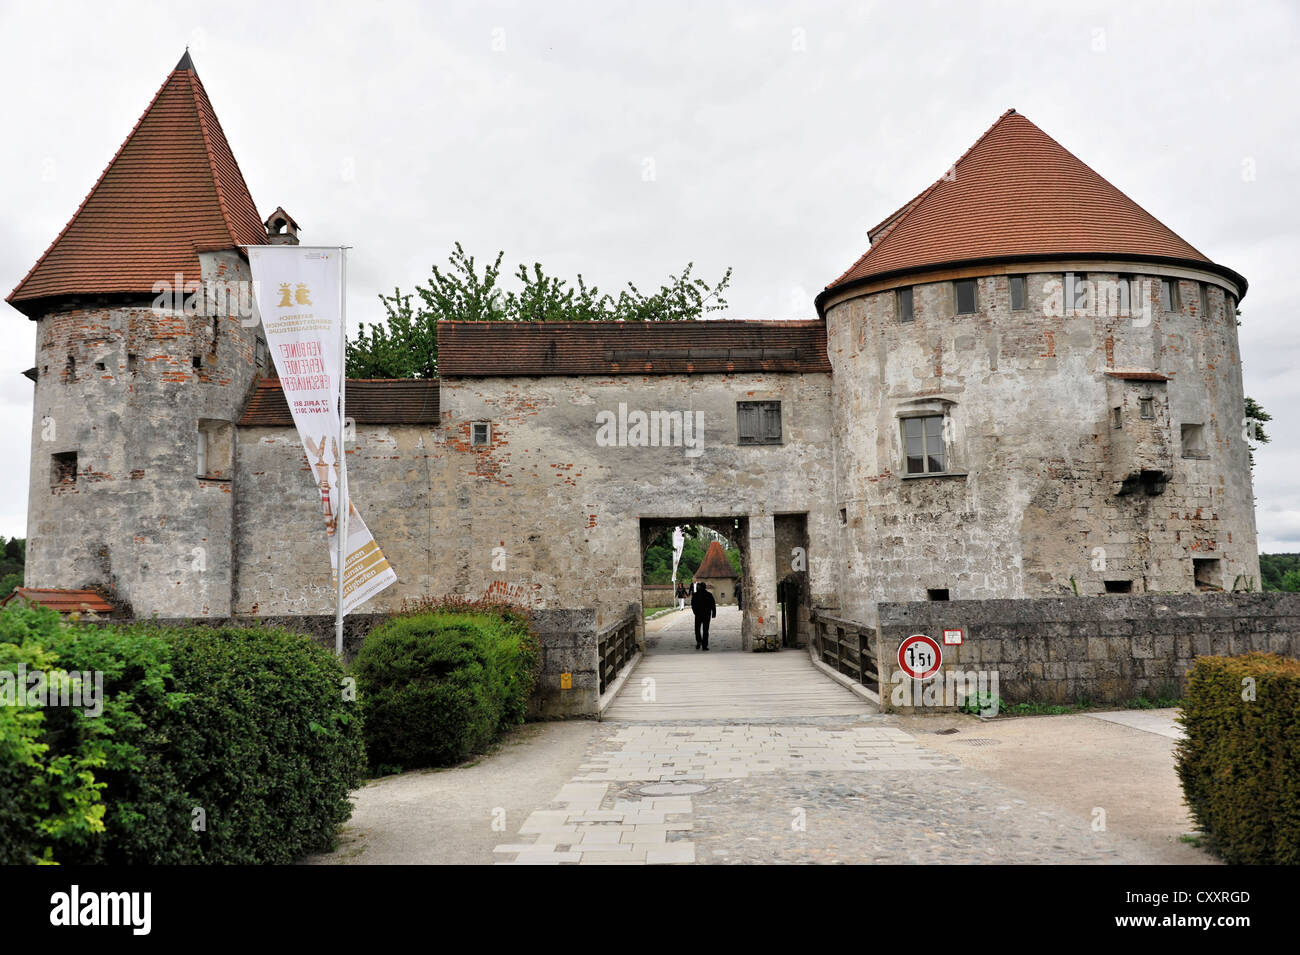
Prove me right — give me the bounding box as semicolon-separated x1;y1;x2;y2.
603;607;871;721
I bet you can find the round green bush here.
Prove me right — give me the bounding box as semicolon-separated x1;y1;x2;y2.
353;609;540;771
0;606;366;865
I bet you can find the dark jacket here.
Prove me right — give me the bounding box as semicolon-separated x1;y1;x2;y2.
691;587;716;619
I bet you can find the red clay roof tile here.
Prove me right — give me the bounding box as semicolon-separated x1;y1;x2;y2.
825;110;1241;297
7;56;264;315
237;378;440;427
1;588;115;614
437;320;831;377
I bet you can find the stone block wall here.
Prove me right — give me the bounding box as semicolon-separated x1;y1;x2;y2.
875;592;1300;709
115;607;610;718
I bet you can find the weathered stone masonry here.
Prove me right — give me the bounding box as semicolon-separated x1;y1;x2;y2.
8;63;1274;717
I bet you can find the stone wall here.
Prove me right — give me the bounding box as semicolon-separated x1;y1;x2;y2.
112;606;613;718
825;262;1259;626
874;592;1300;709
234;371;837;650
25;250;266;618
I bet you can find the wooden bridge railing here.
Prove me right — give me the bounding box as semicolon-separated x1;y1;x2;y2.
598;613;639;695
809;612;880;693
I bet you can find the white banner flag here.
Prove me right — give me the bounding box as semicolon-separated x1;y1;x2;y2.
247;245;397;614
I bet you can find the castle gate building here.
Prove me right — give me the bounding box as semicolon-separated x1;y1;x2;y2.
9;61;1259;657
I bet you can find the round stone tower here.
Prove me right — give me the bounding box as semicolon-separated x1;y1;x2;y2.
817;109;1258;623
7;53;270;617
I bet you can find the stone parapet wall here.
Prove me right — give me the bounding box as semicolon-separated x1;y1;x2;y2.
874;592;1300;709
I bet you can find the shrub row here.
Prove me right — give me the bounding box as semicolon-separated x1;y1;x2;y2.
0;605;364;864
1176;652;1300;864
354;599;540;772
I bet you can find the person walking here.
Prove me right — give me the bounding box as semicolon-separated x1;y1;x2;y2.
691;581;717;650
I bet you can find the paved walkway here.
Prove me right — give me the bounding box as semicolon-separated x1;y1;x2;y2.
308;608;1211;866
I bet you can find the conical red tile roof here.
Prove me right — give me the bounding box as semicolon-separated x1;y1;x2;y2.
823;109;1244;299
694;540;738;579
7;54;264;315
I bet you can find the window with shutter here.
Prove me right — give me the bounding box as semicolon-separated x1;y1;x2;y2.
737;401;781;445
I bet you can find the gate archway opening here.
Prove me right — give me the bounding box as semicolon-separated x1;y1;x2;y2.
640;517;750;653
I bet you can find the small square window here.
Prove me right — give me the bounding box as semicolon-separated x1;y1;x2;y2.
127;353;138;375
954;279;977;314
1139;397;1155;420
1193;558;1220;591
737;401;782;445
838;507;847;525
1009;276;1026;311
927;588;950;601
471;422;491;446
197;419;233;479
902;414;947;474
51;451;77;487
1111;407;1123;429
1181;423;1207;458
1104;580;1133;594
1160;279;1179;312
897;287;914;323
192;355;202;369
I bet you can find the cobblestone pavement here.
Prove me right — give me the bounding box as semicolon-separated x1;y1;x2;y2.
494;716;1180;865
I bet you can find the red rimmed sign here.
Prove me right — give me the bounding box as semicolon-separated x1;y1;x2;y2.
897;633;943;680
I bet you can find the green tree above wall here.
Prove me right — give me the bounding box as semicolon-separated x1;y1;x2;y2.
0;537;25;601
346;243;733;379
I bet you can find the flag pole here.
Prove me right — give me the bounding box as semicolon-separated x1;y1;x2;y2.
335;247;349;657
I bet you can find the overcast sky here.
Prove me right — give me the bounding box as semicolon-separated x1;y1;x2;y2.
0;0;1296;553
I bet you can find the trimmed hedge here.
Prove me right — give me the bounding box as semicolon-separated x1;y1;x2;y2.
1175;653;1300;864
0;606;365;864
354;605;540;771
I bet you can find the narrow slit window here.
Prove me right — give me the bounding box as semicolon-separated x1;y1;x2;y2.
897;286;914;323
1009;275;1026;311
1111;407;1123;429
1104;580;1132;594
1069;273;1089;313
954;279;977;315
1160;279;1179;312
